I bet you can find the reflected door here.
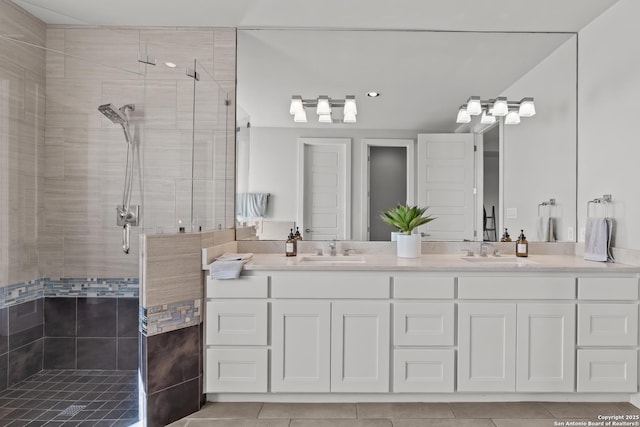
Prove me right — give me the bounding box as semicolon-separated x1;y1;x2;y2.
297;138;351;240
417;133;475;241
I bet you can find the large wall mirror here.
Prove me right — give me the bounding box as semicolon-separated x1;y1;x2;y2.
236;29;577;242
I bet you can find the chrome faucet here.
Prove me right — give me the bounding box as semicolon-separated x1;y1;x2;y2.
328;240;337;256
480;242;494;257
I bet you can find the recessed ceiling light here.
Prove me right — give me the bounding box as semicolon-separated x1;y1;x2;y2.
164;62;177;68
366;91;380;98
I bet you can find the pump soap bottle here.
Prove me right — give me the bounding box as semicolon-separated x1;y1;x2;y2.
516;229;528;257
285;229;297;257
500;228;512;242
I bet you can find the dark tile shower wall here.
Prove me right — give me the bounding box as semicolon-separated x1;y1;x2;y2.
0;300;44;391
43;297;139;371
140;324;202;427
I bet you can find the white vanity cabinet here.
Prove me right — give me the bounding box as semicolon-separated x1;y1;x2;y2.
204;276;269;393
576;277;639;392
457;276;576;392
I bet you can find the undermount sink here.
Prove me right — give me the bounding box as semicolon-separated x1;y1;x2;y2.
461;256;537;264
298;255;366;264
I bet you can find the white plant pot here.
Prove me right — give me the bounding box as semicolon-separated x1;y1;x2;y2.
396;233;422;258
391;231;402;242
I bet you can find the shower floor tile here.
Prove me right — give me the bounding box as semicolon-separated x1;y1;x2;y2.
0;370;139;426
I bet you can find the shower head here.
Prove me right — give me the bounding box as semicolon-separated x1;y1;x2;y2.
98;103;128;124
98;103;135;125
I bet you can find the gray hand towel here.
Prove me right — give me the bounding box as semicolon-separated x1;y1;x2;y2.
584;217;614;262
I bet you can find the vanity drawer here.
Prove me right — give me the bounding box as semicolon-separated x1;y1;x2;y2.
578;277;638;300
577;349;638;392
394;303;454;346
393;349;454;393
458;277;575;300
271;275;389;299
206;301;268;345
205;348;268;393
577;303;638;346
206;275;268;298
394;276;454;299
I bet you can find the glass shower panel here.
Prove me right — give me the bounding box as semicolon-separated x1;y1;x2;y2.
192;58;230;231
140;40;196;234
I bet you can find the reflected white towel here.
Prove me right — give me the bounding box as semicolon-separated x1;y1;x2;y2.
217;252;254;261
584;217;614;262
537;216;557;242
236;193;269;220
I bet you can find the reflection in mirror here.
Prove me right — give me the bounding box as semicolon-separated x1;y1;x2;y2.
236;29;577;242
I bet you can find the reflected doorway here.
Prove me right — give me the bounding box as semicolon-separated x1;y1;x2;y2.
482;124;500;241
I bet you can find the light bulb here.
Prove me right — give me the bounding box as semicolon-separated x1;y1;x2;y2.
318;113;332;123
456;106;471;124
316;96;331;115
492;97;508;117
466;96;482;115
480;110;496;124
344;96;357;115
519;97;536;117
294;110;307;123
343;113;356;123
289;96;304;115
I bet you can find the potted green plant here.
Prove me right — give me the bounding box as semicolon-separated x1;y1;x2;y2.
380;204;435;258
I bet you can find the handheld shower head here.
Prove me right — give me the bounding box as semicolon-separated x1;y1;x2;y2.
98;103;128;124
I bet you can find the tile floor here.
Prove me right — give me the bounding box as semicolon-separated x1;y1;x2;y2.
0;370;139;426
168;401;640;427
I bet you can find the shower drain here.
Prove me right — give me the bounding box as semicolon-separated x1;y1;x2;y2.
59;404;86;417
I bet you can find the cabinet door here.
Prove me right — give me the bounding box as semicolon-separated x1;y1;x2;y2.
458;303;516;392
331;301;390;392
516;303;575;392
271;301;330;392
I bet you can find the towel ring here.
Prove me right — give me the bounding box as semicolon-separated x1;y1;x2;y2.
537;198;556;216
587;194;612;218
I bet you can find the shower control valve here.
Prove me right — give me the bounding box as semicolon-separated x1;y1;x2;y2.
116;204;139;227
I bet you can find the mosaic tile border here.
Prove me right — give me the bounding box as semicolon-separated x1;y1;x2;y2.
2;278;139;308
0;279;44;309
140;299;201;336
44;277;139;298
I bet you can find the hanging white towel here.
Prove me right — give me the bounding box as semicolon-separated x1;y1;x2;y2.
536;216;556;242
236;193;269;221
584;217;614;262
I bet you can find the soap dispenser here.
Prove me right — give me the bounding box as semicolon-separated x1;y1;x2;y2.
294;227;302;241
516;229;528;257
285;229;297;257
500;228;512;242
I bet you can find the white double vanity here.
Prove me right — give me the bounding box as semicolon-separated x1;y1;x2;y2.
204;253;640;403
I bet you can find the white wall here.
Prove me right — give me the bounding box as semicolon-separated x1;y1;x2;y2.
501;36;577;242
248;127;418;240
578;0;640;250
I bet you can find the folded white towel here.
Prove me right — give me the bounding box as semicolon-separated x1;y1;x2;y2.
217;252;253;261
210;260;245;280
584;217;614;262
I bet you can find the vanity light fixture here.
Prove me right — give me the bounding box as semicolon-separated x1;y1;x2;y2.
456;106;471;124
289;95;357;124
456;96;536;125
518;97;536;117
505;110;521;125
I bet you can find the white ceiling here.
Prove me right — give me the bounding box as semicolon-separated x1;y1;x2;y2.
9;0;619;131
12;0;619;32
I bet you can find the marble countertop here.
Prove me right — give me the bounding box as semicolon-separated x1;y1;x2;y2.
243;253;640;273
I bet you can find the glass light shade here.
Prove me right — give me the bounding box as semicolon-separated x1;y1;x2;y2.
466;96;482;115
293;110;307;123
343;113;356;123
318;113;332;123
290;96;304;115
344;96;357;115
316;96;332;115
480;110;496;124
456;106;471;124
492;97;508;117
519;97;536;117
505;110;521;125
